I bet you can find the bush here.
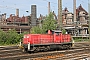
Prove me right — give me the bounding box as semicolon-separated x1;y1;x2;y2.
0;29;29;45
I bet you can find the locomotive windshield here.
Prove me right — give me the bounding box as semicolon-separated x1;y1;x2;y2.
52;30;62;35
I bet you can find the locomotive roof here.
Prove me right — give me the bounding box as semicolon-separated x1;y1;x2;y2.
51;30;62;32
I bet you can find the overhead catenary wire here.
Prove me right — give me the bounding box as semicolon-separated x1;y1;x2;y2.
41;0;73;12
0;0;88;17
0;0;73;13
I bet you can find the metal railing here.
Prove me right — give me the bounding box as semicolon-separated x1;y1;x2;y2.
72;34;89;37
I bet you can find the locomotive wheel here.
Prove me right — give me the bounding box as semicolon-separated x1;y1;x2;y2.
44;47;48;51
22;48;28;53
44;46;50;51
33;47;39;53
36;48;40;52
47;46;50;50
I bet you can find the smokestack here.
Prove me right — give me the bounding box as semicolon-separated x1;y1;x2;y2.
31;5;37;26
58;0;62;30
88;0;90;41
73;0;76;23
48;2;50;14
16;9;19;17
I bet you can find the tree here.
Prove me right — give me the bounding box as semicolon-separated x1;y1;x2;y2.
42;12;57;33
62;29;66;34
30;12;57;34
30;26;43;34
6;29;20;44
0;29;30;45
0;29;7;45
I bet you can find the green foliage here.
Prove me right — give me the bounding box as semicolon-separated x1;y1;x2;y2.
30;26;43;34
19;31;29;39
30;12;57;34
42;12;57;33
73;37;89;42
5;29;19;44
62;29;66;34
0;30;7;45
0;29;29;45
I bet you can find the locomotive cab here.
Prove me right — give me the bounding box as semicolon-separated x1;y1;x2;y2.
52;30;62;35
48;30;62;35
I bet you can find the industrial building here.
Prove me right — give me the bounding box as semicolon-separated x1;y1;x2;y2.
62;4;89;37
0;4;89;38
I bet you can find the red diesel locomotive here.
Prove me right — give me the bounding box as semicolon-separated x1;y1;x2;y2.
21;30;73;52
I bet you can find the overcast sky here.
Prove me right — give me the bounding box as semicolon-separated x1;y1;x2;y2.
0;0;89;18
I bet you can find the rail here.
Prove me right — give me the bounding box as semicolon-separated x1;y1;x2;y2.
0;41;90;60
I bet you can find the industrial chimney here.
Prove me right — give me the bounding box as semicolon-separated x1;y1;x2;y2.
48;2;50;14
31;5;37;26
58;0;62;30
16;9;19;17
73;0;76;23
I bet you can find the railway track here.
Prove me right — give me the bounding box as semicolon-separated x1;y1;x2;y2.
0;42;90;60
74;41;90;47
24;48;90;60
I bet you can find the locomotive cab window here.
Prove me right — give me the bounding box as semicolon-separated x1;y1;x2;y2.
55;32;60;35
52;30;62;35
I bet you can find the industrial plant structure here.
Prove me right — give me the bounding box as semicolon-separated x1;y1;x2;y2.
0;4;89;38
